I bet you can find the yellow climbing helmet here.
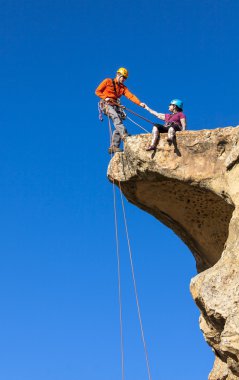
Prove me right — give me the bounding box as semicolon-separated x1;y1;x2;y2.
117;67;128;78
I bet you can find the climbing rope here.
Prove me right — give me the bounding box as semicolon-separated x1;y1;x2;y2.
107;114;125;380
126;116;150;133
123;105;155;126
107;114;152;380
118;182;152;380
113;183;125;380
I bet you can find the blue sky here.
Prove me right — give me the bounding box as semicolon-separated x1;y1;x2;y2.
0;1;238;379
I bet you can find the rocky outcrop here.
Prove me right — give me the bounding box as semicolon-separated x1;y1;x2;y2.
108;127;239;380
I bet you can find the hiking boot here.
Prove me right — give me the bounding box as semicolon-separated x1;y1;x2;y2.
146;145;156;151
108;146;123;154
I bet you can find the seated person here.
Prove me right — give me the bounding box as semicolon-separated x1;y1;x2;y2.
144;99;186;150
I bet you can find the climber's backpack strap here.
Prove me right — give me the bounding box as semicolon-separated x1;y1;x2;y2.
112;79;117;98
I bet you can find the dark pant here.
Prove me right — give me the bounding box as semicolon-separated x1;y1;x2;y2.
150;123;181;146
154;123;181;133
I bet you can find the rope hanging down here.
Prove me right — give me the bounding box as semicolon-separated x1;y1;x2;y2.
108;114;125;380
113;183;125;380
107;116;153;380
118;182;153;380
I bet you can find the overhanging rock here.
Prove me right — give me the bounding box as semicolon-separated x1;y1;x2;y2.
108;127;239;380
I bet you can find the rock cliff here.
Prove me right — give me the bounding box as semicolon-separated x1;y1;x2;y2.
108;127;239;380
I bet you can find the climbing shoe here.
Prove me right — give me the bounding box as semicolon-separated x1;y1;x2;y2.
146;145;156;151
108;146;123;154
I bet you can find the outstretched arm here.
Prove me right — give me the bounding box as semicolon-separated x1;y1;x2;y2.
144;105;165;121
180;118;186;131
123;87;143;106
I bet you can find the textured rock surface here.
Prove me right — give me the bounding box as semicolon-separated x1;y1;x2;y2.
108;127;239;380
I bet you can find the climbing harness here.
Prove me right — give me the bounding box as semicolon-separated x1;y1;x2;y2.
98;98;153;135
98;99;126;120
107;115;153;380
98;101;104;122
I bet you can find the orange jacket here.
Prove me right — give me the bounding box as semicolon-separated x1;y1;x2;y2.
95;78;141;106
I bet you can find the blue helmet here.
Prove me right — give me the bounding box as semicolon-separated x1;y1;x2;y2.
170;99;183;110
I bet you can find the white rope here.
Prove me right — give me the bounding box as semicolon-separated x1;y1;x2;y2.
107;113;152;380
107;115;125;380
126;116;150;133
112;183;125;380
119;184;153;380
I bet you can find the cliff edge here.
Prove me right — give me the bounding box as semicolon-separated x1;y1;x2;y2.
108;127;239;380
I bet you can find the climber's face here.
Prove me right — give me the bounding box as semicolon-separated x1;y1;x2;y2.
117;74;126;84
169;104;175;112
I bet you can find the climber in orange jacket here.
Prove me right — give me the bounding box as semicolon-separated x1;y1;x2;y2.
95;67;146;154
